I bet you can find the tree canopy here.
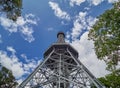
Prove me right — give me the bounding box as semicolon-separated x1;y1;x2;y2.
0;64;18;88
98;69;120;88
88;1;120;71
0;0;22;21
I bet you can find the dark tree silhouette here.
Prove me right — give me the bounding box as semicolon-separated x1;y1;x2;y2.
0;64;18;88
98;69;120;88
0;0;22;21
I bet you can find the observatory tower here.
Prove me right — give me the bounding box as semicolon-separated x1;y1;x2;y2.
18;32;104;88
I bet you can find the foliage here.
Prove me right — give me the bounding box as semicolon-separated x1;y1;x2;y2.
0;0;22;21
88;1;120;71
98;69;120;88
90;69;120;88
0;64;18;88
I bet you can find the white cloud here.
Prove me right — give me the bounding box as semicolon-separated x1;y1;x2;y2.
70;32;109;77
66;11;108;77
20;26;35;43
0;47;41;82
0;34;2;43
71;12;87;40
69;0;103;6
70;11;97;40
7;46;16;54
69;0;118;6
0;15;18;33
21;54;30;63
0;14;38;43
84;7;90;10
89;0;104;6
49;1;70;20
47;27;54;31
70;0;85;6
108;0;118;3
0;50;24;78
87;16;98;30
61;21;69;25
17;78;24;85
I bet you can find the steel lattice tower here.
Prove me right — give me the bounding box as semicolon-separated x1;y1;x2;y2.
18;32;105;88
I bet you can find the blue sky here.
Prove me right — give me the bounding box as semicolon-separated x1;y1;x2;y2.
0;0;118;84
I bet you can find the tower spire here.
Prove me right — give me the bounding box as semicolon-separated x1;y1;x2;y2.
57;32;65;43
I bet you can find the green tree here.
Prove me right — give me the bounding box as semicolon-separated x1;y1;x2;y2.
98;69;120;88
90;69;120;88
0;64;18;88
88;1;120;71
0;0;22;21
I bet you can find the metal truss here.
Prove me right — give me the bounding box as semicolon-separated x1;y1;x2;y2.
18;47;105;88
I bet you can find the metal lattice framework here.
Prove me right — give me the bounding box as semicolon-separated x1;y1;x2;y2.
18;32;105;88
